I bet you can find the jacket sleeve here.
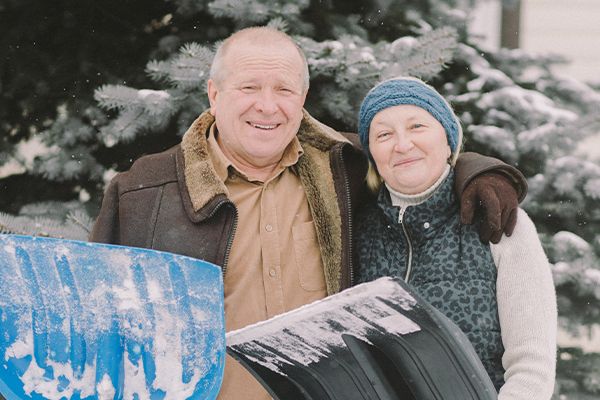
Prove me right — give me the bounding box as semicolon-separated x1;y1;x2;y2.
490;209;557;399
455;152;528;202
89;176;121;244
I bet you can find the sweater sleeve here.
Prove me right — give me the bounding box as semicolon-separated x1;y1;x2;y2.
490;208;557;400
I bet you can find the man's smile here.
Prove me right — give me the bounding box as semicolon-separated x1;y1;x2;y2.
248;121;280;130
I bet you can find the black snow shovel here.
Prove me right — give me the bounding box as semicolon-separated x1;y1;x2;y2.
226;277;497;400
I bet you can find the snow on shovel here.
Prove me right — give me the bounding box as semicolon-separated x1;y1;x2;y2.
227;277;496;400
0;234;225;400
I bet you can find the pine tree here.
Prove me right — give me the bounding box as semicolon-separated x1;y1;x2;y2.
1;0;599;396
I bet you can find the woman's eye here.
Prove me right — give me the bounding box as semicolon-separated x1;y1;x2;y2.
411;123;425;130
377;131;392;139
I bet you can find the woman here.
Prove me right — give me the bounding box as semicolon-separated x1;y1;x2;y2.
355;77;557;399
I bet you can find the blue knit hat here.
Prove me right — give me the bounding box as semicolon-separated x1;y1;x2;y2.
358;77;462;160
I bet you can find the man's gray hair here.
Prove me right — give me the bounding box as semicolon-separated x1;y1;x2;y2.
209;27;310;91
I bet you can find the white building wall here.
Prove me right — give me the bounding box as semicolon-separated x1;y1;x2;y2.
521;0;600;84
469;0;600;160
470;0;600;84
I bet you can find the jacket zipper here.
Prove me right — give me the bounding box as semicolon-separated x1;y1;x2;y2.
398;207;413;282
338;149;354;288
205;199;238;277
222;210;238;277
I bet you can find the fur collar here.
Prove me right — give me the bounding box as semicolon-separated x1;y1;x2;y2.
180;109;349;211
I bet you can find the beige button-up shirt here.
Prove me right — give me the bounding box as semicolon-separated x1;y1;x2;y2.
207;126;327;400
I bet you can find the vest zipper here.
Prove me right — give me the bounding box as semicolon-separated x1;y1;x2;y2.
338;149;354;288
398;207;413;282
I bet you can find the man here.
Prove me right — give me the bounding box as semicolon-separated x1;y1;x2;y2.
90;27;527;399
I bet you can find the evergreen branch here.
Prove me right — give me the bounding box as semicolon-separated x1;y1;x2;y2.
171;0;209;15
95;85;175;116
317;84;355;126
382;27;459;81
584;179;600;200
66;210;94;234
137;89;175;116
94;85;141;111
208;0;270;23
169;43;213;90
0;213;28;235
267;17;288;32
207;0;308;23
467;125;518;163
0;212;89;240
146;43;213;90
100;109;147;147
146;60;172;83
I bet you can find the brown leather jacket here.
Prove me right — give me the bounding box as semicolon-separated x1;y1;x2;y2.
90;110;525;294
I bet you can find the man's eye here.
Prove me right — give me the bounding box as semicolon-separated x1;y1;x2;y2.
241;86;257;92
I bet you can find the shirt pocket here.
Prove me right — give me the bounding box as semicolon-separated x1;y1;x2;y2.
292;221;326;292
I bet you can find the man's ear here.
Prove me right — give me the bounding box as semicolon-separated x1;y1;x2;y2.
207;79;218;116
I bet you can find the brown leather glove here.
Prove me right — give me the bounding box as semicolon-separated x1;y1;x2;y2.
460;172;519;244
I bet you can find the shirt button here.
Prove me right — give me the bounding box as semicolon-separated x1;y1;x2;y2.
423;222;430;229
265;224;273;232
269;269;277;277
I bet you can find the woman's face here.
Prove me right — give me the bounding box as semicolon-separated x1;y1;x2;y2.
369;104;451;194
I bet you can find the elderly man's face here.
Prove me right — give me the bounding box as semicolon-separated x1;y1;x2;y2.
207;40;307;174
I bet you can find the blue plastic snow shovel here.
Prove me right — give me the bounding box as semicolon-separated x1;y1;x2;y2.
0;234;225;400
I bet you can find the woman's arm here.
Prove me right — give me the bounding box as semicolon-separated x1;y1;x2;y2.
490;208;557;399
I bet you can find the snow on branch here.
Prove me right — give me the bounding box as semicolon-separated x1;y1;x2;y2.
208;0;309;23
266;16;289;32
467;125;517;162
548;157;600;199
300;27;458;86
382;27;459;80
0;212;90;241
146;43;213;90
94;85;141;111
95;86;175;116
66;210;95;234
551;231;600;307
99;109;148;147
480;86;577;126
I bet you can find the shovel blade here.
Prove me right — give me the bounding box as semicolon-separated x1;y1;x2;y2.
0;234;225;400
227;277;496;400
